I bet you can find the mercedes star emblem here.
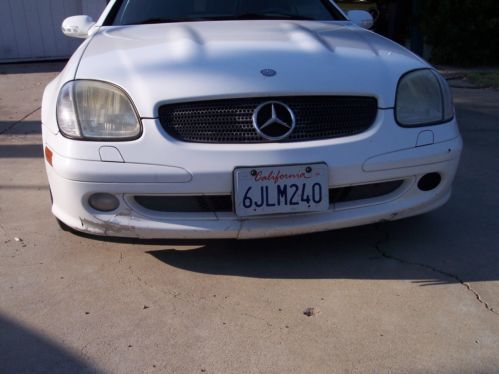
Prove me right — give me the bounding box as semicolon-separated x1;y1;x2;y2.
252;101;296;141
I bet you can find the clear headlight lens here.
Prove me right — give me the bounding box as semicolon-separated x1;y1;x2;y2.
396;69;454;126
57;80;141;140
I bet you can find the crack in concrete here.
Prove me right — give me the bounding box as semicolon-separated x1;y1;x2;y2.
0;222;9;244
0;221;7;235
374;223;499;316
0;107;41;135
126;263;182;314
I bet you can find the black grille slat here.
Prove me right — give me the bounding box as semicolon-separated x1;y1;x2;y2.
159;96;377;144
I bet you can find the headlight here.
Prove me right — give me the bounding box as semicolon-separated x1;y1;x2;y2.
57;80;141;140
396;69;454;127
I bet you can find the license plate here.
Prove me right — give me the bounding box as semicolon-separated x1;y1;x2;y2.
233;163;329;217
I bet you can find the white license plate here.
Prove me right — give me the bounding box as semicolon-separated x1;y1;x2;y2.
233;163;329;217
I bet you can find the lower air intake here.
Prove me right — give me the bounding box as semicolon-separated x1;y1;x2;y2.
134;180;403;213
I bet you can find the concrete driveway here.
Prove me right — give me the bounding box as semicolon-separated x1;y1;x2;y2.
0;63;498;373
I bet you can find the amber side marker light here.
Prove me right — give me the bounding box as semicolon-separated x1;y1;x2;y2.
44;146;53;166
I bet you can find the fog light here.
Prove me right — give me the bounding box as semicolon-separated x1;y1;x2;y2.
88;193;120;212
418;173;442;192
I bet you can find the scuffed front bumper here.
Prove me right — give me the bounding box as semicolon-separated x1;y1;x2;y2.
46;167;456;240
43;112;463;239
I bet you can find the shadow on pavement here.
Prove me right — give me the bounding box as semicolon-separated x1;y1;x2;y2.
146;225;397;280
0;61;67;75
0;121;41;136
0;313;101;374
0;143;43;158
143;212;498;286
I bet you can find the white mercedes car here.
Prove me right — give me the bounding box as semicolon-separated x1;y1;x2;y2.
42;0;463;239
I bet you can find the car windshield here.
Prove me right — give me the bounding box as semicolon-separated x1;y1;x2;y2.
106;0;345;25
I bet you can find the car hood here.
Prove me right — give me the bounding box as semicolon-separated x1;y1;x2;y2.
76;20;428;117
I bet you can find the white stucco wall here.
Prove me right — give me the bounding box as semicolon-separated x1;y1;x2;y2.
0;0;107;62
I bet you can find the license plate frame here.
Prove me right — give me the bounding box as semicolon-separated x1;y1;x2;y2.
233;163;329;217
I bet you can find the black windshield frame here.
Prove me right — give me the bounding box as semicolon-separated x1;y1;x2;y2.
103;0;346;26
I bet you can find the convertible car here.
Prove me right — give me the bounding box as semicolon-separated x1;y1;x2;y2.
42;0;462;239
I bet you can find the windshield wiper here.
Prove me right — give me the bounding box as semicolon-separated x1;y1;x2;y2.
126;17;189;25
226;13;314;21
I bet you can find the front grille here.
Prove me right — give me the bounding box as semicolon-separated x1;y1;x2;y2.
133;180;403;213
159;96;377;143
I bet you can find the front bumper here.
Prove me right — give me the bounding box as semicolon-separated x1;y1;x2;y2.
43;112;463;239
